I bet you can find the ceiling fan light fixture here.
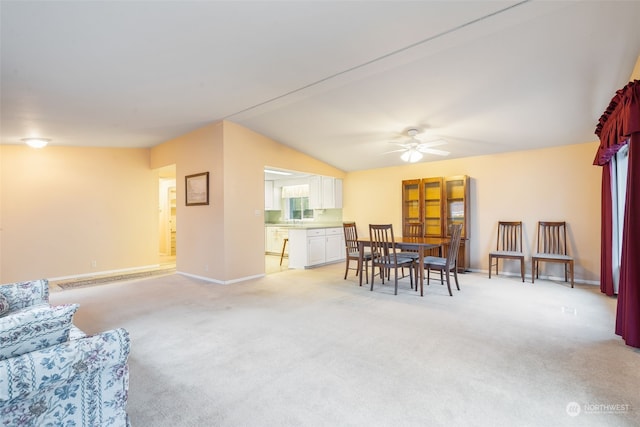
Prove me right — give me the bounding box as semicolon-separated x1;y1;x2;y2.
401;148;423;163
22;138;50;148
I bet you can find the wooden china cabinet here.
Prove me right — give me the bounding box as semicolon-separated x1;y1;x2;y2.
401;175;469;272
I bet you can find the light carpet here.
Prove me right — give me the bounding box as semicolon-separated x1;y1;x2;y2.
49;264;640;427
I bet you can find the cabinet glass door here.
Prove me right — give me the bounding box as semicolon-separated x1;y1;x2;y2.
402;179;421;225
422;178;443;237
445;176;467;238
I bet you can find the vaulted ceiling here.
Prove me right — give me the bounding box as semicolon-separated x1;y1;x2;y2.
2;1;639;172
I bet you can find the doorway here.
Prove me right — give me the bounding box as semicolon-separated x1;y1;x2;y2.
158;165;177;267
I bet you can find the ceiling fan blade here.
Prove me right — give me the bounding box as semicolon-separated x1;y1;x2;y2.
388;141;411;147
383;148;408;154
417;140;447;149
418;148;450;156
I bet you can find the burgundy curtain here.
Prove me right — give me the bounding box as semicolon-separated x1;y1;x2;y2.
599;163;614;296
616;134;640;347
594;80;640;348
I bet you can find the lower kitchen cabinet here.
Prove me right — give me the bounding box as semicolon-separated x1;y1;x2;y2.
265;227;288;255
324;228;344;263
288;227;345;269
306;231;326;266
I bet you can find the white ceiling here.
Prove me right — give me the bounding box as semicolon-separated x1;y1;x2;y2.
2;1;639;172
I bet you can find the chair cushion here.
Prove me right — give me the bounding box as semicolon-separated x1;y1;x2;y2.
356;250;374;260
489;250;524;257
377;255;414;266
423;256;446;267
0;294;9;317
396;256;415;264
532;253;572;261
396;251;420;259
0;303;79;360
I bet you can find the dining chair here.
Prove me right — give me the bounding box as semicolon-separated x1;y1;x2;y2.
369;224;415;295
422;223;463;296
488;221;525;282
403;222;424;238
343;222;372;284
397;222;424;284
279;238;288;266
531;221;574;288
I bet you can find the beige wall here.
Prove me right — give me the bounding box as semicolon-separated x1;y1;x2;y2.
150;120;345;283
0;145;158;283
343;142;602;283
0;125;602;285
221;122;345;281
150;121;225;279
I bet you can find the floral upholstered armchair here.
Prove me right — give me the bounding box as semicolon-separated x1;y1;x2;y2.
0;279;131;426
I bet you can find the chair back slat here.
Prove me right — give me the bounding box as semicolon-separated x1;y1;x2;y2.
496;221;523;252
403;222;424;237
369;224;398;264
445;223;463;268
536;221;567;255
343;222;359;255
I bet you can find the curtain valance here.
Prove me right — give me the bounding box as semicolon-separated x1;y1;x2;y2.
281;184;309;198
593;80;640;166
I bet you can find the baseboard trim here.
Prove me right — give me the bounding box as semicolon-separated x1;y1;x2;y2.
467;268;599;286
178;271;265;285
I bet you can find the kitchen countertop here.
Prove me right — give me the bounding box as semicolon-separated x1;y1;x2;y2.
265;223;343;229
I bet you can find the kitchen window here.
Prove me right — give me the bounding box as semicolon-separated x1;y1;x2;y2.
287;197;314;220
282;184;314;220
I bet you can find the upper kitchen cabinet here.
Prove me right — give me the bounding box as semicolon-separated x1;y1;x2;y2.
309;176;343;209
264;180;281;211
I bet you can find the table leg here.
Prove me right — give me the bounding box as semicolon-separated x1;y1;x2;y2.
358;241;364;287
419;247;424;297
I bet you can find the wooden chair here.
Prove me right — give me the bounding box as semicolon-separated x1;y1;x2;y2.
369;224;415;295
398;222;423;283
488;221;525;282
531;221;574;288
403;222;424;238
279;238;288;266
422;223;463;296
343;222;372;284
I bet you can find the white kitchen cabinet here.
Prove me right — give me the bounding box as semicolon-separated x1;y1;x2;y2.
308;176;322;209
288;227;345;268
307;230;326;266
265;227;288;255
309;176;343;209
324;227;344;262
322;177;343;209
264;181;281;210
265;227;277;253
335;179;343;208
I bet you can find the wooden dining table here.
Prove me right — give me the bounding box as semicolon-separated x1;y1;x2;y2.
357;236;449;296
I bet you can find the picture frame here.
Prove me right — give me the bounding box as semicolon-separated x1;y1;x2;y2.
185;172;209;206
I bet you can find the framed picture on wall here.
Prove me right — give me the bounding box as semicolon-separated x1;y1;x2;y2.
185;172;209;206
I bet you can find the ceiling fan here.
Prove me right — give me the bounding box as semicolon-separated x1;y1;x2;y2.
387;128;450;163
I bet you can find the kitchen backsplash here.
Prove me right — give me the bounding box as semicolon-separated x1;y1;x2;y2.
314;208;343;223
265;209;342;224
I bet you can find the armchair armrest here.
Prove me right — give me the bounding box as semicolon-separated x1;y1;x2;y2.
0;279;49;312
0;327;130;403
